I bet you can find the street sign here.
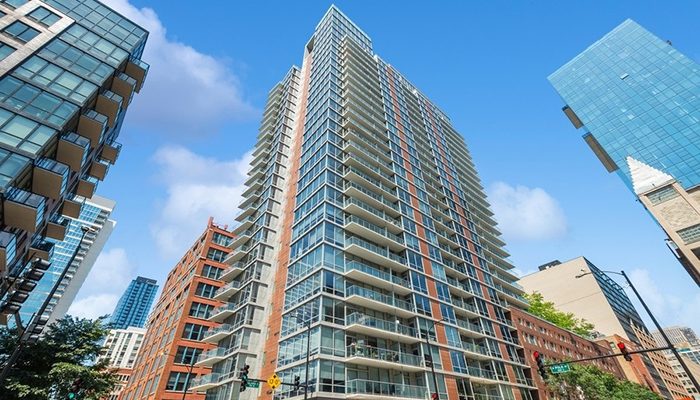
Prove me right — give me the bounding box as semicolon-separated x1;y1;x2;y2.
248;381;260;388
267;374;281;389
550;364;571;374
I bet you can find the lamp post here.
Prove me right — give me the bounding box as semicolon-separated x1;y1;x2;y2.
575;269;700;393
291;311;312;400
0;225;95;384
425;318;446;400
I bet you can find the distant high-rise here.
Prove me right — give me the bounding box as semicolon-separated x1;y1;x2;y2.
100;326;145;400
519;257;681;398
0;0;149;325
653;326;700;348
18;195;115;329
110;276;157;329
549;19;700;285
192;6;532;400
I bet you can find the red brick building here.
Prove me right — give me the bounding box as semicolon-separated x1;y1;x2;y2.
119;218;234;400
511;307;625;399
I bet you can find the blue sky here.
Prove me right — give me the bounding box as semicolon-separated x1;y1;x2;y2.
69;0;700;334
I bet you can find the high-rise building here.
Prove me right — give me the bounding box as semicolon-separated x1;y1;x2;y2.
653;326;700;348
192;6;533;400
510;307;625;400
100;326;145;400
0;0;149;325
119;219;234;400
519;257;677;399
110;276;157;330
548;19;700;285
18;195;115;329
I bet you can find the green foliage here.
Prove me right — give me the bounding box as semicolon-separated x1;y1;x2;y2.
525;292;596;337
0;315;118;400
547;363;663;400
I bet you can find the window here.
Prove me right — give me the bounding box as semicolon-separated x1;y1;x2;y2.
3;21;39;43
174;346;201;365
14;56;97;104
165;372;191;392
0;0;28;9
212;232;232;247
28;6;60;26
181;323;207;340
201;264;222;279
206;248;226;262
188;302;212;319
195;282;217;298
0;108;56;155
0;43;14;61
0;76;78;126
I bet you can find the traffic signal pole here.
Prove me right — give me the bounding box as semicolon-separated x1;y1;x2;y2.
544;345;672;367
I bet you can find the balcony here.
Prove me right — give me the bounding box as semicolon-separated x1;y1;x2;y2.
29;239;54;261
345;236;407;272
61;197;82;218
213;280;242;301
345;313;418;343
346;344;424;372
100;142;122;164
95;91;122;127
32;158;69;200
456;319;485;338
56;132;90;171
346;379;427;399
344;215;404;252
111;72;137;104
342;180;399;217
346;285;413;318
77;111;108;148
188;373;221;391
46;216;69;241
124;58;149;93
343;260;411;295
343;197;401;233
202;324;232;343
4;188;46;233
88;160;110;181
195;347;228;367
446;276;477;298
0;230;17;271
76;178;97;198
220;261;246;282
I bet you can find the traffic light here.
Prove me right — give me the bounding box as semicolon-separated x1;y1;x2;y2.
533;351;547;379
293;375;300;391
617;342;633;362
239;364;250;392
68;378;82;399
431;392;439;400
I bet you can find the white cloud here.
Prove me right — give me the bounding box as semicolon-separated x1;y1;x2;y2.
67;248;135;319
151;146;252;258
487;182;567;241
101;0;256;136
627;269;700;334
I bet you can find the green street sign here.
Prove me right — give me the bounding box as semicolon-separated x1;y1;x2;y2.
248;381;260;388
550;364;571;374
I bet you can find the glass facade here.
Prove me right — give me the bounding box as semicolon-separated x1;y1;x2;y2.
0;0;148;328
197;6;532;400
110;276;158;330
549;19;700;191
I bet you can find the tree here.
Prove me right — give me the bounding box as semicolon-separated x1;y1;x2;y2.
0;315;118;400
547;363;663;400
525;292;596;337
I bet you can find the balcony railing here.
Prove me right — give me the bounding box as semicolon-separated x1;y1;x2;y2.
346;379;427;399
346;313;416;338
346;344;423;367
347;285;412;312
345;260;409;287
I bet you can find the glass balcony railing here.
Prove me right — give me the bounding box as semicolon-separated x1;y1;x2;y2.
346;379;427;399
346;312;416;338
345;215;403;245
345;260;409;287
346;344;423;367
345;235;406;266
346;285;412;312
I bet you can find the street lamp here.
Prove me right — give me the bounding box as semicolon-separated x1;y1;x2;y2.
291;311;312;400
0;225;96;384
160;349;198;400
575;269;700;393
425;318;447;400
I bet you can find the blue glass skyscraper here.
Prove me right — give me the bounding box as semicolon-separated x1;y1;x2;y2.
110;276;157;329
549;19;700;285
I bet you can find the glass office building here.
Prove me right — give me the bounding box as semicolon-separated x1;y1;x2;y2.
549;19;700;285
0;0;149;326
192;6;533;400
19;195;115;329
110;276;157;330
